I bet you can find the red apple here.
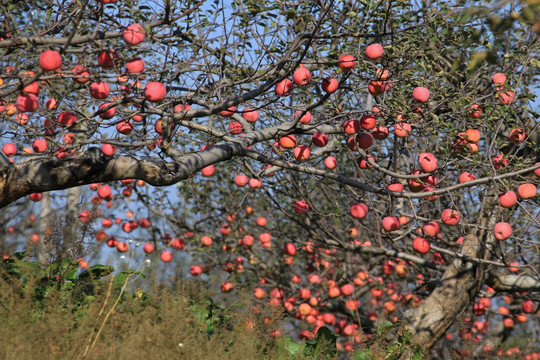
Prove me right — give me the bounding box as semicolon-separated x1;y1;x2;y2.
293;64;312;85
123;24;145;45
412;237;430;254
360;115;376;130
79;210;93;223
174;104;192;114
422;221;440;237
102;143;116;156
98;102;116;119
343;119;361;134
77;258;89;269
32;139;47;153
249;178;262;189
97;49;119;68
503;318;514;328
228;121;243;135
144;81;166;102
219;105;236;117
90;81;110;99
372;126;389;140
499;190;517;208
39;50;62;71
295;110;312;124
464;129;481;143
356;133;373;149
387;183;403;192
517;183;537;199
97;185;112;199
418;152;438;173
201;235;213;246
241;108;259;123
508;128;526;144
376;68;389;80
16;113;29;125
143;243;154;254
382;216;400;232
324;156;337;169
459;172;476;183
492;73;506;87
312;132;328;147
125;57;145;73
160;251;172;262
293;145;310;161
493;222;512;240
338;54;356;71
254;288;265;299
29;193;42;202
22;79;39;95
321;78;338;93
234;174;248;186
346;136;357;151
394;122;411;137
116;119;133;134
522;300;535;314
139;218;151;228
497;90;515;104
468;104;483;119
441;209;460;226
365;43;383;59
45;98;59;110
16;93;39;112
350;203;368;219
62;133;76;145
368;80;389;96
412;86;430;103
294;200;309;214
340;284;354;296
279;134;296;148
358;154;375;169
188;265;202;276
201;165;214;177
259;232;271;245
492;154;509;169
284;243;297;256
275;78;293;96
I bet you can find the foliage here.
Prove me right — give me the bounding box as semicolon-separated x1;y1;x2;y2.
0;256;294;359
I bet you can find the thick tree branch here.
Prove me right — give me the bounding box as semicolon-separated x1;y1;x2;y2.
402;234;487;351
0;141;247;209
487;273;540;292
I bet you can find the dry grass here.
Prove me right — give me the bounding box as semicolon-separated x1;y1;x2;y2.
0;271;292;360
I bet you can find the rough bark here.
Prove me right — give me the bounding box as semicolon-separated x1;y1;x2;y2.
487;273;540;292
36;192;51;266
0;142;246;209
403;234;487;351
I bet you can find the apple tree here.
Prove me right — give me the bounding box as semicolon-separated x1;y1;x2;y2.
0;0;539;357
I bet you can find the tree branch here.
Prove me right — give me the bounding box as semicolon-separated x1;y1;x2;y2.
487;273;540;292
0;141;247;209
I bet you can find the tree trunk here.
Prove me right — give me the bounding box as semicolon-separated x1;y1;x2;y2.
404;234;486;349
36;192;51;266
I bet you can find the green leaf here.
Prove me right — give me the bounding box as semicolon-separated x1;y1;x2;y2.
12;251;28;260
281;337;305;356
112;270;144;288
304;326;338;357
46;258;79;278
78;264;114;280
